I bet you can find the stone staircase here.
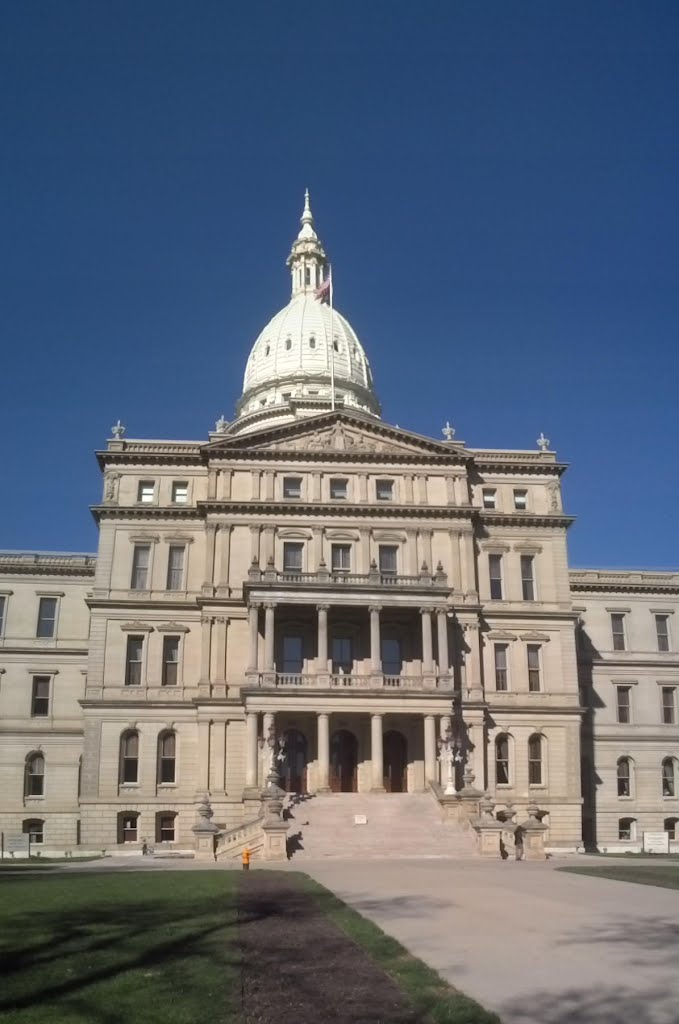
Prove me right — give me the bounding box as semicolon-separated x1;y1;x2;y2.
284;792;479;860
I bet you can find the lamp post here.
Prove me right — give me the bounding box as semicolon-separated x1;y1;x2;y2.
260;725;288;821
437;721;463;796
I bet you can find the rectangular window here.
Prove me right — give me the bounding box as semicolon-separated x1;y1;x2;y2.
281;635;304;674
381;636;402;675
513;489;528;510
489;554;503;600
661;687;676;725
283;542;303;573
329;478;348;500
131;544;151;590
527;645;542;692
375;479;394;501
482;489;496;509
611;613;626;651
31;676;50;716
494;644;508;691
121;814;138;843
331;544;351;573
616;686;631;724
162;636;180;686
166;545;185;591
157;814;176;843
520;555;536;601
125;635;144;686
618;818;635;841
23;820;44;845
332;636;353;674
656;615;671;652
0;594;6;636
378;545;398;575
137;481;155;504
171;482;189;504
283;477;302;499
36;597;58;638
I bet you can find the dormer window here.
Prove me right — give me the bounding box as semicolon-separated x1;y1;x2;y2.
309;336;316;349
285;338;292;350
265;344;270;356
333;339;339;352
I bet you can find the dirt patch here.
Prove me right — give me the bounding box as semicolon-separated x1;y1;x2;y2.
238;873;419;1024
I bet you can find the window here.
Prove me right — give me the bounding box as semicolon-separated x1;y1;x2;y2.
131;544;150;590
120;731;139;784
22;819;44;845
488;554;503;600
378;545;398;575
125;635;144;686
171;482;189;504
616;686;631;723
118;812;139;843
333;338;339;352
332;636;353;674
661;687;676;725
25;754;45;797
611;613;626;651
330;478;348;500
283;477;302;499
655;614;670;651
527;645;542;692
617;757;632;797
494;644;508;691
513;489;528;510
138;481;155;503
156;812;176;843
0;594;6;636
482;489;496;510
166;545;185;591
31;676;50;717
331;544;351;573
381;636;402;676
662;758;675;797
520;555;535;601
283;542;303;573
265;343;271;355
375;479;394;501
618;817;636;841
158;732;176;784
495;735;510;785
162;636;180;686
281;635;304;674
528;734;543;785
665;817;678;840
309;336;316;348
36;597;57;638
285;338;292;350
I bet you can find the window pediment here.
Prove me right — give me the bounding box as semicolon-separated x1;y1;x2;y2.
519;631;550;642
156;621;190;633
120;621;154;633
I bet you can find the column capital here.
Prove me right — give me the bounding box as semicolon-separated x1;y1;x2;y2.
316;710;330;719
368;604;382;614
263;601;277;611
419;606;433;616
435;605;449;616
371;712;383;720
206;522;218;535
316;603;330;612
248;601;261;610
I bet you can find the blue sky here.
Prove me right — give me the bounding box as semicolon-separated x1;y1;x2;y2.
1;1;678;567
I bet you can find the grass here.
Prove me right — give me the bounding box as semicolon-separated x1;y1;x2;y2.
0;856;103;872
559;864;679;890
296;872;502;1024
0;871;241;1023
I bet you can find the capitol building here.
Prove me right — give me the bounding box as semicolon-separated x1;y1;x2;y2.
1;195;677;859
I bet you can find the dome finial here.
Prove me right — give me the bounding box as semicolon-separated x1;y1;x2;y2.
297;188;317;241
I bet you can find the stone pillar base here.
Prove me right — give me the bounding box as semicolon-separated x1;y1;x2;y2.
522;828;547;860
476;825;503;858
261;822;290;861
193;834;216;860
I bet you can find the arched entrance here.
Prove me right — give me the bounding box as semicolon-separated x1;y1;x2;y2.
383;730;408;793
281;729;308;794
330;729;358;792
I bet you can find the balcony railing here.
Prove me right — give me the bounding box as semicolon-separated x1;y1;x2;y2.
247;561;450;591
249;672;449;691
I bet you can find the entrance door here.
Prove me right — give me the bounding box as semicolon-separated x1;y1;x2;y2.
383;730;408;793
281;729;308;794
330;729;358;793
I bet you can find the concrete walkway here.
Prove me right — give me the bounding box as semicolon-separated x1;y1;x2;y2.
302;858;679;1024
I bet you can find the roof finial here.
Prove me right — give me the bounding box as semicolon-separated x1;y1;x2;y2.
297;188;317;240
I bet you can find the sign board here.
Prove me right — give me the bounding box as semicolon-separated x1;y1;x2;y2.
643;831;670;854
4;834;30;854
354;814;368;826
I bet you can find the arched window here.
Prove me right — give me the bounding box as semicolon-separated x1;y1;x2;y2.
22;818;44;845
120;731;139;785
662;758;675;797
495;735;510;785
617;757;632;797
528;734;543;785
25;753;45;797
618;817;636;841
664;817;678;840
158;732;176;785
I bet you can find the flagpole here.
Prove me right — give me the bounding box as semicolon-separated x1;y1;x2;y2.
329;263;335;411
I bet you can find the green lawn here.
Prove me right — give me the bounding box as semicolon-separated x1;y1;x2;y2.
0;872;241;1023
559;864;679;890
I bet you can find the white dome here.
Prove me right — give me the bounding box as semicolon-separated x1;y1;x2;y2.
230;192;381;434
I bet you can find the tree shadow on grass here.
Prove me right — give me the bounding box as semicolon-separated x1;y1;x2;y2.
501;985;677;1024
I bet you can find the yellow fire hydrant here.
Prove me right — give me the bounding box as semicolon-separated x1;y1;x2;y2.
242;846;250;871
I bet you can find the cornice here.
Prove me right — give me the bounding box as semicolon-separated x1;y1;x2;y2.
570;569;679;596
206;448;469;467
197;500;476;521
0;552;96;578
478;511;575;529
90;506;202;524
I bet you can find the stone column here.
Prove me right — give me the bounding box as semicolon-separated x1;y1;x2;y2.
217;524;232;595
463;621;483;699
420;608;434;673
245;712;259;789
197;719;211;791
203;523;217;593
200;615;213;686
424;714;437;785
436;607;449;675
369;606;382;672
264;603;276;672
317;604;329;672
371;713;385;791
212;720;226;793
214;617;227;684
247;604;260;672
317;712;330;792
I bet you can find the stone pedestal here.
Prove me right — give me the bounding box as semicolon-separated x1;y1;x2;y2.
191;793;220;861
519;804;548;861
261;821;289;861
473;793;504;859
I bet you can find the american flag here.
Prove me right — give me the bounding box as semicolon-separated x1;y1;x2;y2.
315;275;331;304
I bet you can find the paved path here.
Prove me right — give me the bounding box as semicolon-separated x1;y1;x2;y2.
302;858;679;1024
